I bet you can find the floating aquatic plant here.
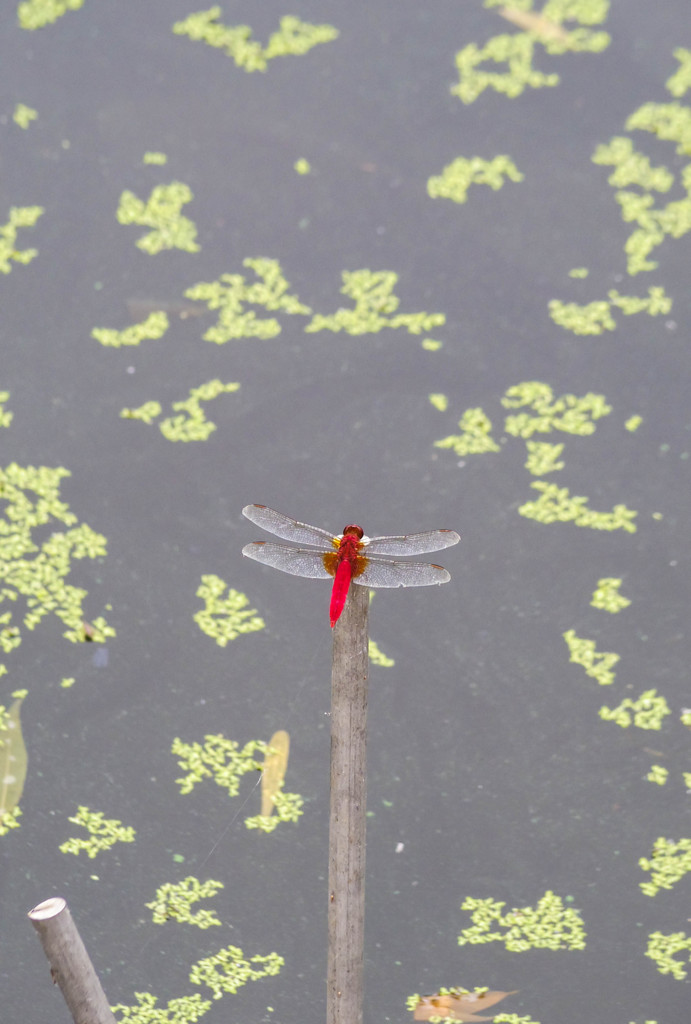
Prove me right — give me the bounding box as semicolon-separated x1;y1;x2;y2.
193;575;264;644
0;462;115;673
172;9;339;73
111;991;211;1023
0;205;43;274
13;103;37;128
501;382;611;436
17;0;85;30
59;806;136;859
0;391;12;429
92;312;170;347
646;929;691;979
646;764;668;786
457;891;586;951
599;689;670;730
426;155;524;204
563;630;619;685
639;837;691;896
188;943;283;999
368;639;394;667
519;482;637;532
590;577;631;612
451;0;610;104
435;408;500;457
548;285;672;334
524;441;565;475
146;877;224;928
116;182;200;254
305;269;445;336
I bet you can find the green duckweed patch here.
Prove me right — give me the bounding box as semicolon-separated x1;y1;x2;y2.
646;930;691;979
426;155;523;204
59;806;136;858
451;0;610;104
563;630;619;685
189;944;283;1000
625;414;643;431
121;381;240;441
428;393;449;412
457;891;586;951
193;574;264;643
17;0;84;30
13;103;37;128
0;463;115;672
112;991;211;1023
172;8;338;73
0;392;13;429
305;269;445;337
524;440;565;475
646;764;668;786
435;407;501;456
117;182;200;254
640;838;691;896
598;689;670;730
368;639;394;667
667;47;691;97
294;158;311;174
519;482;637;531
592;93;691;274
146;877;224;928
92;311;170;348
143;152;168;165
548;285;672;334
0;206;43;274
172;732;303;832
590;577;631;612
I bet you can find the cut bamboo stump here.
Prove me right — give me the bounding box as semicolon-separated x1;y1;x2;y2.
28;896;116;1024
327;582;369;1024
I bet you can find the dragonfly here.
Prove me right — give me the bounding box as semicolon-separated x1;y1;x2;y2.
242;504;460;627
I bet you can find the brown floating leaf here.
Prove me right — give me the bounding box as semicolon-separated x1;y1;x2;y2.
498;6;569;42
0;697;28;823
261;730;290;817
413;988;518;1023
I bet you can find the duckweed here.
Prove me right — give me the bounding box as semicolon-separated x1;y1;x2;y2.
548;286;671;334
451;0;610;104
434;407;500;456
172;734;266;797
501;381;611;436
189;944;283;999
193;574;264;644
172;8;338;73
17;0;84;30
666;47;691;97
646;765;668;786
0;392;12;429
639;837;691;896
590;577;631;612
59;806;136;858
646;930;691;979
0;463;114;671
563;630;619;685
519;482;637;532
111;992;211;1023
0;206;43;274
186;258;311;343
305;269;445;336
146;877;224;928
158;380;240;441
457;890;586;951
92;311;170;347
426;155;523;204
598;689;670;730
524;441;565;475
13;104;37;128
116;182;200;254
368;639;395;667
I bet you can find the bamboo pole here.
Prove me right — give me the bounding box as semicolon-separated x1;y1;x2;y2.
327;582;369;1024
28;896;117;1024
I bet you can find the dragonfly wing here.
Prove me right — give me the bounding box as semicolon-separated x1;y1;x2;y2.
354;555;451;588
242;542;333;580
365;529;460;556
242;505;336;549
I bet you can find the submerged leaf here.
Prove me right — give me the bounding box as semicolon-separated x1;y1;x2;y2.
413;988;518;1022
0;696;28;834
261;730;290;817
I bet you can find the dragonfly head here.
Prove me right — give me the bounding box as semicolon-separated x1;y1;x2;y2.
341;524;365;540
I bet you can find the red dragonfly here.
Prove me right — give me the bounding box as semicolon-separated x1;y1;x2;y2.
242;504;460;627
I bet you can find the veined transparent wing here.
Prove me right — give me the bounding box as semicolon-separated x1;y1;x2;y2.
354;554;451;588
242;541;333;579
365;529;460;556
242;504;336;549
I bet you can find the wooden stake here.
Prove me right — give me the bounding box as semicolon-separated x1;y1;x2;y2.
28;896;117;1024
327;582;369;1024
